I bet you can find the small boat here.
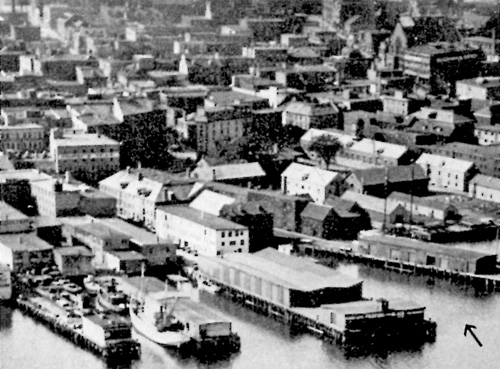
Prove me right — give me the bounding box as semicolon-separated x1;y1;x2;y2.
97;281;128;315
83;276;101;294
63;283;83;294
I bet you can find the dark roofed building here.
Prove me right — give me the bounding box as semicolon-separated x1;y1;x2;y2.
219;202;274;253
345;165;429;198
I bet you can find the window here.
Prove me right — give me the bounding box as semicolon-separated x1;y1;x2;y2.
164;214;168;220
228;232;232;237
230;241;236;246
240;240;244;245
222;242;225;246
222;232;225;237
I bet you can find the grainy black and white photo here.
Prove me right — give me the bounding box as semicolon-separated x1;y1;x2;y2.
0;0;499;368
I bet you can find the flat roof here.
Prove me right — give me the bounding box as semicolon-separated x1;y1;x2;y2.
158;205;247;231
75;222;131;240
54;133;119;147
175;298;229;326
54;246;93;257
0;170;54;183
0;233;54;252
323;298;425;316
94;218;171;246
108;250;146;261
220;248;362;292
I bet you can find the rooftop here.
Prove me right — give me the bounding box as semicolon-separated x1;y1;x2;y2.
108;250;147;261
0;201;28;222
53;133;119;147
157;205;247;231
349;139;408;159
53;246;93;257
416;153;475;172
281;163;338;186
95;218;170;246
323;298;425;316
0;233;54;252
352;165;428;186
0;169;53;183
189;190;235;216
359;234;495;261
221;248;362;292
75;222;130;240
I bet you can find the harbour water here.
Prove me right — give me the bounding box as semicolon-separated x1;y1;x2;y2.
1;262;499;369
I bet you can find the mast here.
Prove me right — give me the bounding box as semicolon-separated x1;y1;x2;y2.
382;166;389;234
409;165;414;236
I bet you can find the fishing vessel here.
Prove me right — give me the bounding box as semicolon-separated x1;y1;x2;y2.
0;264;12;301
129;271;190;349
83;276;101;294
97;279;128;314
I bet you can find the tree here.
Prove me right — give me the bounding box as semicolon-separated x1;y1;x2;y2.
308;135;343;170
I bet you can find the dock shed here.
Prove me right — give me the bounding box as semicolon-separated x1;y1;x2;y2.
200;248;363;308
358;234;497;275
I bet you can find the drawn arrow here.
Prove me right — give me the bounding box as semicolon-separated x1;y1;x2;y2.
464;324;483;347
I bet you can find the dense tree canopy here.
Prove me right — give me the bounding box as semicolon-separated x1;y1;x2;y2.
308;135;343;169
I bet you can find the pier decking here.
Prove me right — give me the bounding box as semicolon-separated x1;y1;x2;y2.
15;295;140;360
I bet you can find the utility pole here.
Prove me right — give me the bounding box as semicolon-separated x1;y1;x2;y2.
408;165;414;236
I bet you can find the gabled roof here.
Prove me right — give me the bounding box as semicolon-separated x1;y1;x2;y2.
189;190;235;216
281;163;338;186
352;165;428;186
416;153;474;173
300;202;333;221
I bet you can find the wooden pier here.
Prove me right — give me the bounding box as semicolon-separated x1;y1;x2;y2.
298;245;500;293
210;279;436;351
15;296;141;361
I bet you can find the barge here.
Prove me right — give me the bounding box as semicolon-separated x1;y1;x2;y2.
198;248;436;350
15;295;140;360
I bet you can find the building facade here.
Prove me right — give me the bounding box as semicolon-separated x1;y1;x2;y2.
0;123;45;152
281;163;340;204
403;43;485;94
50;128;120;184
416;153;475;193
194;106;253;154
0;233;53;272
156;205;249;257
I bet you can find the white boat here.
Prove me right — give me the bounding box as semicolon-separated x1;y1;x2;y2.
83;276;100;294
0;264;12;301
130;266;190;347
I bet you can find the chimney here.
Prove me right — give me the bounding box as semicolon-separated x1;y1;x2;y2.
126;166;131;174
65;171;71;184
212;169;216;181
138;173;144;181
380;298;389;312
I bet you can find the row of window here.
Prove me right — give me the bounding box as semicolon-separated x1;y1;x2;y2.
221;240;245;246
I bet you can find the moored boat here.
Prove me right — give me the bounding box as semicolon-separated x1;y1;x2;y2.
97;280;128;314
0;264;12;301
129;292;190;347
83;276;101;294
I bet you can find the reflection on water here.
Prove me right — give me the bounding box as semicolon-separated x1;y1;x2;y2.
1;263;500;369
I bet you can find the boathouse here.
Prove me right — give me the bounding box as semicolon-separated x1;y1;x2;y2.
358;234;497;275
200;248;363;308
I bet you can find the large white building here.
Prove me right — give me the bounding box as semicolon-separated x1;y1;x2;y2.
416;153;475;193
469;175;500;204
281;163;339;204
50;128;120;183
156;206;249;257
0;233;53;272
